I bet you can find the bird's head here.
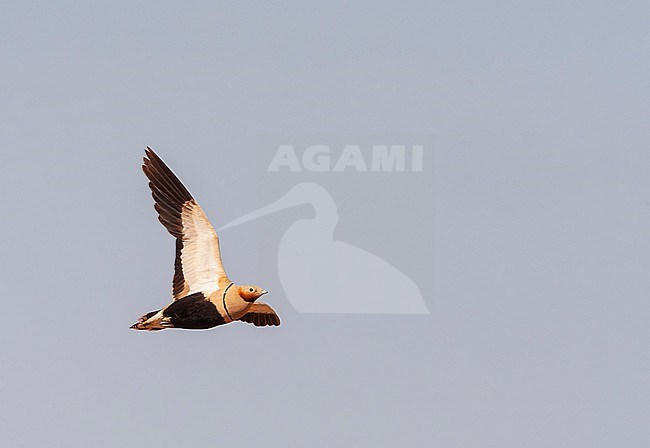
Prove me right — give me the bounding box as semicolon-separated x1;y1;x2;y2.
238;285;268;302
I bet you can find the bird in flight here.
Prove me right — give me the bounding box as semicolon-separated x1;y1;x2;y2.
130;148;281;331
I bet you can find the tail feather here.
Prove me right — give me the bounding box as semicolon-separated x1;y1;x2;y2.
130;309;165;331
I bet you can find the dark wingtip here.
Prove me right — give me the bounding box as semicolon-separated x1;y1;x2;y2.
143;147;153;170
145;147;162;163
144;147;156;164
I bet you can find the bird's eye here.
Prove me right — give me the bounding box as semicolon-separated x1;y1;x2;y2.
249;288;254;292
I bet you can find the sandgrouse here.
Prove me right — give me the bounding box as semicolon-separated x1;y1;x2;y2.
130;148;281;331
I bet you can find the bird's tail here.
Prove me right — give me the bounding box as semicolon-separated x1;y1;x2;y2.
130;309;164;331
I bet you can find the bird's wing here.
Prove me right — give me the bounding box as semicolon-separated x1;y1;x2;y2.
238;303;281;327
142;147;229;300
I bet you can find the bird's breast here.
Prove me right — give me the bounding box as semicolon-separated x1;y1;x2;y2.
207;287;252;322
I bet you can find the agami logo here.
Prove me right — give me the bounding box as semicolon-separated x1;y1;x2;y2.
268;145;424;172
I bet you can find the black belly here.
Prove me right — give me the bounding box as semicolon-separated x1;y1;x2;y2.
163;292;226;330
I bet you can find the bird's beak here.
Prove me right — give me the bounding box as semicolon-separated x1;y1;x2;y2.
218;189;305;231
260;289;268;295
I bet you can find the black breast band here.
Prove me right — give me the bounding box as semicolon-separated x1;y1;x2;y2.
222;282;235;321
